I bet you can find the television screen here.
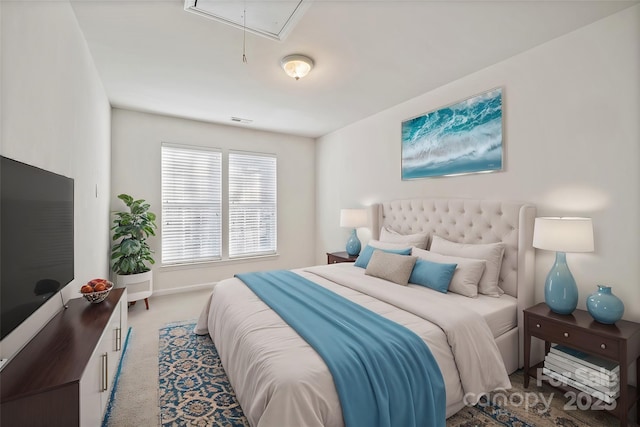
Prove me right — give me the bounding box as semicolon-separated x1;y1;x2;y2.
1;156;74;340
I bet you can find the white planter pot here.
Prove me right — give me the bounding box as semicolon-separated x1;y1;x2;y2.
115;270;153;304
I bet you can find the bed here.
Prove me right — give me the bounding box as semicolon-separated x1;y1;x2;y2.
195;198;536;426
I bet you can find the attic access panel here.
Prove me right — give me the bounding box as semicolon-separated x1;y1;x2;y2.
184;0;308;41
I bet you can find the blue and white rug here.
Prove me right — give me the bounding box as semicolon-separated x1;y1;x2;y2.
158;322;618;427
159;321;249;427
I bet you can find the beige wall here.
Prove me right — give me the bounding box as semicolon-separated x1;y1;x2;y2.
110;109;316;293
1;1;112;360
316;6;640;321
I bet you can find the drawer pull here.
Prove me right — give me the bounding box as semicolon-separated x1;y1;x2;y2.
563;332;569;338
536;323;541;328
101;353;108;392
600;343;606;350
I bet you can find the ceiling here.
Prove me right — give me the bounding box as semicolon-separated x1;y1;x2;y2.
70;1;637;138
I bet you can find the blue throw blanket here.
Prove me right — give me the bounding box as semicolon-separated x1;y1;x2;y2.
236;270;446;427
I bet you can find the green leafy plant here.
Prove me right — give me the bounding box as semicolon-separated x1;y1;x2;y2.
111;194;157;275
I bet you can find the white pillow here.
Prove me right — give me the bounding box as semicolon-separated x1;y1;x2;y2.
412;247;485;298
379;227;429;249
368;239;412;251
429;235;505;297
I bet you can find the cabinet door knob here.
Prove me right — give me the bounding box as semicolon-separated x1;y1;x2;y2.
563;332;569;338
536;323;541;328
600;343;606;350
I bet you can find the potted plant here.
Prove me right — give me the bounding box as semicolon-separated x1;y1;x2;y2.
111;194;157;309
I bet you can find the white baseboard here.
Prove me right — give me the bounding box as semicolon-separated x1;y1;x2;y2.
153;282;216;297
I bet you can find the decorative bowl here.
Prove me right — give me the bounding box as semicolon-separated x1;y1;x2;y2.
80;281;114;304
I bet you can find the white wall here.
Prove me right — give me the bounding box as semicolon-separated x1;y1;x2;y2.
1;1;111;361
316;6;640;322
111;109;316;293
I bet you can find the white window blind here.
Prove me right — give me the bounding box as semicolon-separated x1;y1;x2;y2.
229;151;277;258
161;144;222;265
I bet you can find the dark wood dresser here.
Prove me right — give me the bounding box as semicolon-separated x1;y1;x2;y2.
1;288;127;427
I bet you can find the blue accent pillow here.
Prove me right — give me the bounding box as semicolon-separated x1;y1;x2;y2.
409;259;457;293
354;245;412;269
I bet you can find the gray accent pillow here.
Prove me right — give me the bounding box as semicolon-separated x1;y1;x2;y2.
365;249;417;286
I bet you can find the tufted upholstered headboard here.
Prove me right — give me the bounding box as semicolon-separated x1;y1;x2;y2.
368;198;536;369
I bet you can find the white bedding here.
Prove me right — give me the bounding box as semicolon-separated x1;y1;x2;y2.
436;291;517;338
403;276;518;337
329;264;517;337
195;264;511;427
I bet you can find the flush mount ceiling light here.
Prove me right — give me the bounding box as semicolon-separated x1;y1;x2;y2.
281;54;314;80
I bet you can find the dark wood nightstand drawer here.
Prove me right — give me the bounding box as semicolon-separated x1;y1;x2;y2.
524;302;640;426
327;252;357;264
529;315;620;360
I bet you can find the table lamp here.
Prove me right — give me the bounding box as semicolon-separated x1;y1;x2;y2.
532;217;594;315
340;209;368;256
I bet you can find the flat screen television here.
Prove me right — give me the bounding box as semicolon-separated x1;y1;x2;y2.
1;156;74;340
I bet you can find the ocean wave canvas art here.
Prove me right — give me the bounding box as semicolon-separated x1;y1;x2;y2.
401;88;503;180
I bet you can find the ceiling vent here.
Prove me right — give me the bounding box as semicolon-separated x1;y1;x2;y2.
184;0;309;41
230;116;253;124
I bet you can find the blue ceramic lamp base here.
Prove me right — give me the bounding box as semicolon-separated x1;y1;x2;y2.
345;229;361;257
544;252;578;315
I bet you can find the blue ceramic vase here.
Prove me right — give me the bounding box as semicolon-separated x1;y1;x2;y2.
544;252;579;315
586;285;624;324
345;229;361;256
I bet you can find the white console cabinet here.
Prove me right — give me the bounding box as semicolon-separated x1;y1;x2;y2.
1;288;128;427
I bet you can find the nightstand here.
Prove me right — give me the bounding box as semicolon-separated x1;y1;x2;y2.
523;302;640;426
326;251;358;264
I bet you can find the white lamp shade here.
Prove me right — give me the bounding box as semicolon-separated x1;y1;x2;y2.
340;209;367;228
533;217;594;253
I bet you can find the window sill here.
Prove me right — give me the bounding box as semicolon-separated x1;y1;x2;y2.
160;253;280;271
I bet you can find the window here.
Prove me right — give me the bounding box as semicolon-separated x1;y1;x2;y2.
161;145;277;265
228;151;277;258
161;144;222;264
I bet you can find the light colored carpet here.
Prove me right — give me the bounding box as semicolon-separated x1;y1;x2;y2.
104;288;213;427
106;289;626;427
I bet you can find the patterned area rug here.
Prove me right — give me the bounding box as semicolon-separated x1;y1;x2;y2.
159;322;620;427
159;322;249;426
446;373;618;427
